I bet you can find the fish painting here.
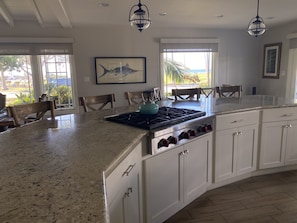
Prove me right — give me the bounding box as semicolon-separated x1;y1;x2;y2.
97;63;139;78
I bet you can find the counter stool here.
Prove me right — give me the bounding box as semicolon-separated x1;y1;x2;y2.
80;94;115;112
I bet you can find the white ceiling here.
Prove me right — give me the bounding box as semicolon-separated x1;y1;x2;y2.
0;0;297;31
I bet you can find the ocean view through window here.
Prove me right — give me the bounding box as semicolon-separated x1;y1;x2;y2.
160;38;218;98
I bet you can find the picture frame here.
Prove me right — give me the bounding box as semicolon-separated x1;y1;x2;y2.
95;57;146;84
262;42;282;79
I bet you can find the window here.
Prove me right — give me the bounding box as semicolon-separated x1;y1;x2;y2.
40;55;73;109
0;38;76;113
160;39;218;98
286;35;297;102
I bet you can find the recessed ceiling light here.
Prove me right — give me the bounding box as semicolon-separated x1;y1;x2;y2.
98;2;109;7
158;12;167;16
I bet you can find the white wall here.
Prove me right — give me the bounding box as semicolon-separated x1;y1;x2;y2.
0;21;261;107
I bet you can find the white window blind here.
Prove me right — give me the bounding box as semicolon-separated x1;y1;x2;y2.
160;38;219;52
0;38;73;55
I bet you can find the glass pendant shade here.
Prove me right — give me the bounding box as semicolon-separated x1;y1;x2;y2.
247;0;267;37
247;16;266;37
129;0;151;32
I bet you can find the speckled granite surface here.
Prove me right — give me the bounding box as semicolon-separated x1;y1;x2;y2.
1;95;296;223
0;109;147;223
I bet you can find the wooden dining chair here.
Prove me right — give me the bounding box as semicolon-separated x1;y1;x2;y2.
80;94;115;112
125;91;145;105
38;93;47;102
200;87;215;98
216;85;242;98
0;93;6;109
172;88;201;101
153;87;161;101
7;100;55;127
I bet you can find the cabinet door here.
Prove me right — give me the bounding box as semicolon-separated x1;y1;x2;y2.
215;128;237;182
183;134;212;205
259;121;287;169
285;120;297;165
108;181;126;223
236;124;258;176
144;146;183;223
106;143;142;223
124;160;142;223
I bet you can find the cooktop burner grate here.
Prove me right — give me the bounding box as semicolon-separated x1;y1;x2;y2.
105;106;206;130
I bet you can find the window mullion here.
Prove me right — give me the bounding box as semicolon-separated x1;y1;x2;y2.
31;55;43;101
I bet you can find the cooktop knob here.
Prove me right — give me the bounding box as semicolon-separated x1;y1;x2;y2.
179;131;190;140
207;124;212;131
158;138;169;148
188;129;197;136
201;125;208;132
167;136;178;144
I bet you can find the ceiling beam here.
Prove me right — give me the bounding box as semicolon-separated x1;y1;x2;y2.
0;0;14;27
29;0;45;27
49;0;72;28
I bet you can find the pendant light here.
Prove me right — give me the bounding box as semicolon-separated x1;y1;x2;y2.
247;0;267;37
129;0;151;32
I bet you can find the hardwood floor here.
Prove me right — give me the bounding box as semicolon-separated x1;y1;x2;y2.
164;170;297;223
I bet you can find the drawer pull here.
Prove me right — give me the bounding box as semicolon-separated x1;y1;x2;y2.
122;163;136;176
231;119;243;124
281;113;293;117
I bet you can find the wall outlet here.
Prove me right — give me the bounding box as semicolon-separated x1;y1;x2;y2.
280;70;286;76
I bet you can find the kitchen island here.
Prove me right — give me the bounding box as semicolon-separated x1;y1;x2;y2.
1;95;297;223
0;108;147;223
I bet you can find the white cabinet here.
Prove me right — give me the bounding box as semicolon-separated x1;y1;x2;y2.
105;142;143;223
144;134;212;223
214;110;259;182
260;107;297;169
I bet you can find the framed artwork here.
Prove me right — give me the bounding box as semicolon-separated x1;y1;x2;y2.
262;42;282;79
95;57;146;84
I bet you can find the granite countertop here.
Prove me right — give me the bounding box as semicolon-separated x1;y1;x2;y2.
0;109;147;223
1;95;297;223
169;95;297;115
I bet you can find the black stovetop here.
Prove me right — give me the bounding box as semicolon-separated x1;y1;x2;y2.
105;106;206;130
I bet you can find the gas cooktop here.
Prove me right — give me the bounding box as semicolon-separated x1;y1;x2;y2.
105;106;206;130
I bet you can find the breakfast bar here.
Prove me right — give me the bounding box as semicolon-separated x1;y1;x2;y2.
1;95;297;223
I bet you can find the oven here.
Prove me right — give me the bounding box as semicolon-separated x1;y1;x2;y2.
105;106;214;155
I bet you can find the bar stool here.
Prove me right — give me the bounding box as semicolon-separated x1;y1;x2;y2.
79;94;115;112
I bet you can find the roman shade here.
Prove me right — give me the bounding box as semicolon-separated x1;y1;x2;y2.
159;38;219;52
0;38;73;55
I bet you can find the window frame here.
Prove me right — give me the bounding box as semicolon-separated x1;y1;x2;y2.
0;38;78;114
160;38;219;98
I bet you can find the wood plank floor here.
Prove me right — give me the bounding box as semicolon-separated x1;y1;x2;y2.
164;170;297;223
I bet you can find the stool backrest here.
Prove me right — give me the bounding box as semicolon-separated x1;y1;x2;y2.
8;101;55;126
80;94;115;112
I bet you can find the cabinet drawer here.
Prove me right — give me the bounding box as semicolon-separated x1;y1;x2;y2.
216;110;260;131
106;143;142;204
262;107;297;123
